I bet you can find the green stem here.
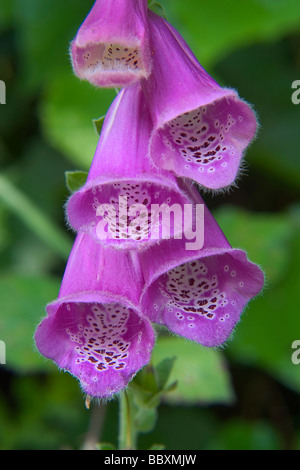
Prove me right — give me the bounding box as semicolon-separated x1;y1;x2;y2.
0;174;72;260
118;390;137;450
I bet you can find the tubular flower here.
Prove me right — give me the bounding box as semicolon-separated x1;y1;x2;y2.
139;183;264;347
66;83;193;250
70;0;152;88
35;233;155;399
141;11;257;190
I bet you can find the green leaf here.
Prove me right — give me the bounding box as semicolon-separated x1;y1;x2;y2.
65;170;88;193
0;204;9;252
0;274;60;372
13;0;94;89
213;206;293;285
123;359;177;440
40;73;115;169
133;365;158;396
0;0;14;32
209;419;281;450
154;357;176;391
148;1;167;19
96;442;117;451
214;39;300;187
131;358;177;406
93;116;105;136
0;175;72;260
162;0;300;67
0;372;90;450
148;443;166;450
228;209;300;393
152;336;234;405
133;405;157;434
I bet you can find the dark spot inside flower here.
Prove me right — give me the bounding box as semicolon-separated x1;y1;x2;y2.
204;150;216;157
88;357;97;363
184;306;196;313
115;363;125;370
95;349;105;355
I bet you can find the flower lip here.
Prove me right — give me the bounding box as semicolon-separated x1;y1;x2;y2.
71;41;149;88
70;0;152;88
140;248;264;348
150;93;257;190
66;174;193;250
36;292;155;398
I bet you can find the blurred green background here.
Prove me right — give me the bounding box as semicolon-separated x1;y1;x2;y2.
0;0;300;450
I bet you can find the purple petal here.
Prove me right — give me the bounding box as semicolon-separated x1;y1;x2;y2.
35;298;154;398
70;0;152;88
66;84;193;250
142;12;257;190
139;183;264;347
35;234;155;398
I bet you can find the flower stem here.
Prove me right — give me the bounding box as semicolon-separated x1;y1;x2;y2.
81;403;107;450
118;390;137;450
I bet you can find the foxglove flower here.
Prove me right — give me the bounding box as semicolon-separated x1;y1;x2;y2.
139;183;264;347
66;83;193;250
142;11;257;190
70;0;152;88
35;233;155;399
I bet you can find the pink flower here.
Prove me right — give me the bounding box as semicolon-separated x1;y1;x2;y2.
66;83;193;250
142;11;257;190
37;4;265;399
139;182;264;347
35;233;155;398
70;0;152;88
